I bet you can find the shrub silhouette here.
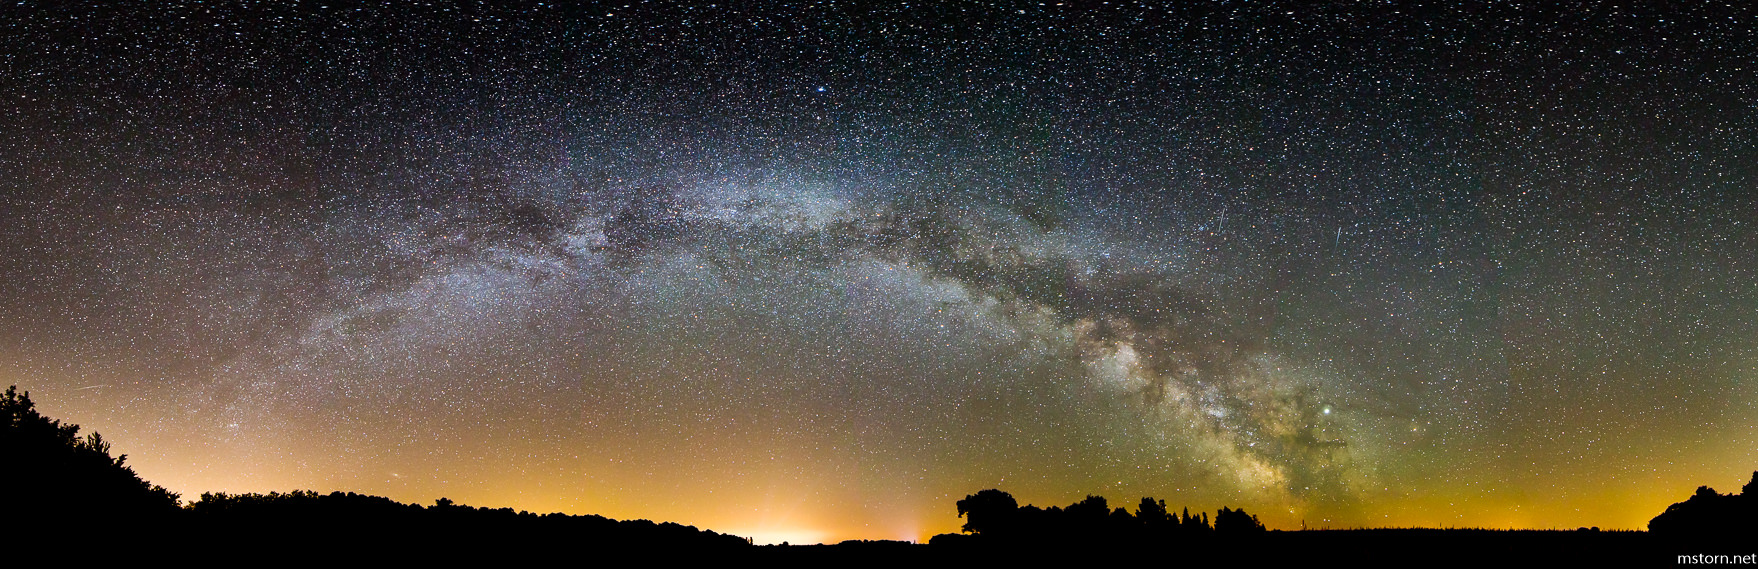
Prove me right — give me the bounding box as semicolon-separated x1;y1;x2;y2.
1;385;180;521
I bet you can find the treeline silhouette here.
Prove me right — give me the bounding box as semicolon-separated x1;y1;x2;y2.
1;385;181;523
932;488;1264;547
1649;471;1758;540
182;489;750;559
2;385;746;560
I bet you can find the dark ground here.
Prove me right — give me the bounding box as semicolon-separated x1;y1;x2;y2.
754;530;1737;568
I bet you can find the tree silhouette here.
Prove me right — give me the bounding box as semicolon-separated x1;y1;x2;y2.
956;489;1020;535
1;385;180;521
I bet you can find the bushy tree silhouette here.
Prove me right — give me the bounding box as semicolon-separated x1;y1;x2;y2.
1649;472;1758;539
956;489;1020;535
1;385;180;521
1214;506;1266;535
1063;494;1110;526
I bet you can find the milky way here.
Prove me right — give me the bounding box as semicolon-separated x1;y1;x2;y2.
3;2;1756;541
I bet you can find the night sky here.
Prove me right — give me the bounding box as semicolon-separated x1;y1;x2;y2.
3;1;1756;543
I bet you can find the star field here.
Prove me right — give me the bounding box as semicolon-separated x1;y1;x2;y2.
2;1;1755;542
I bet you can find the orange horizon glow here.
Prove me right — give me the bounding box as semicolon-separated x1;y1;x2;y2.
106;446;1751;543
16;373;1756;544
